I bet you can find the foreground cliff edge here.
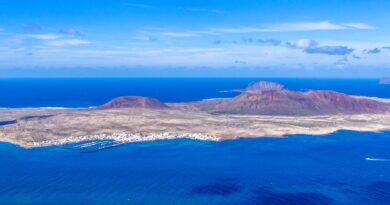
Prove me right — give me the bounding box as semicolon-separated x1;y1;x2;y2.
1;81;389;148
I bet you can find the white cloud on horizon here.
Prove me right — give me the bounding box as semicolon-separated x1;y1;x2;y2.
183;7;224;14
265;21;375;32
342;23;376;29
160;32;199;37
287;39;318;49
214;21;347;33
44;39;90;46
25;34;61;40
0;23;386;70
146;21;376;38
1;39;386;69
59;28;83;36
10;33;90;47
287;39;355;56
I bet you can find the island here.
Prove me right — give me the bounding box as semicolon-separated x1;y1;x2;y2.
0;81;389;148
380;78;390;84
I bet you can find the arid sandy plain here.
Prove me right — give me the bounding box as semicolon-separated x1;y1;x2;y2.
1;107;389;148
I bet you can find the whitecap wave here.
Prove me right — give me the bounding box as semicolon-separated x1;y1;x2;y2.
365;157;389;161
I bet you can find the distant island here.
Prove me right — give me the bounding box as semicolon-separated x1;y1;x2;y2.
0;81;389;148
380;78;390;84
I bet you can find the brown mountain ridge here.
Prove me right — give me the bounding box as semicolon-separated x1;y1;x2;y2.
98;82;389;116
99;96;169;109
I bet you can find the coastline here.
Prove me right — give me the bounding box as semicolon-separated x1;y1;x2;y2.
1;111;389;149
2;126;390;149
32;132;220;148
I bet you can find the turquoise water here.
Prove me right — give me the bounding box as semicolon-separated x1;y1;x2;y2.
0;131;389;205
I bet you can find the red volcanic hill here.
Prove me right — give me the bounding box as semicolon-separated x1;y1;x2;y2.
97;82;389;115
99;96;169;109
193;81;389;115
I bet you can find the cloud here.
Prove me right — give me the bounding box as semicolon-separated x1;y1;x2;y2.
364;48;381;54
286;39;354;55
183;7;224;14
342;23;376;29
25;34;61;40
339;56;348;62
213;38;281;46
160;32;199;37
146;21;375;38
305;46;354;55
126;3;154;9
269;21;346;31
21;32;89;47
352;55;361;59
134;35;158;42
241;38;254;43
287;39;317;49
234;60;247;65
242;38;281;46
59;28;83;36
274;21;375;31
0;41;387;71
44;39;90;46
334;56;349;66
212;21;374;34
21;23;43;33
382;46;390;50
213;40;222;45
257;39;281;46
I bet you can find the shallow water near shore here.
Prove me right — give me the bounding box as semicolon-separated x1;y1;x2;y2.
1;130;389;205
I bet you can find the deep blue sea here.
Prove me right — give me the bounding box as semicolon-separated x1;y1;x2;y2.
0;78;389;205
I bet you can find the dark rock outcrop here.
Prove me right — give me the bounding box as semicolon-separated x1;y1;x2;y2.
192;82;389;115
99;96;169;109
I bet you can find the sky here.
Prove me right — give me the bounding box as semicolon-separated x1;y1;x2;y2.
0;0;389;77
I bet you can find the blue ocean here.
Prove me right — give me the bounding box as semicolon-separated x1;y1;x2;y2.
0;78;389;205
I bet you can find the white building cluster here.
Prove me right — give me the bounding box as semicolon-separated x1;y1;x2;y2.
33;132;220;147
